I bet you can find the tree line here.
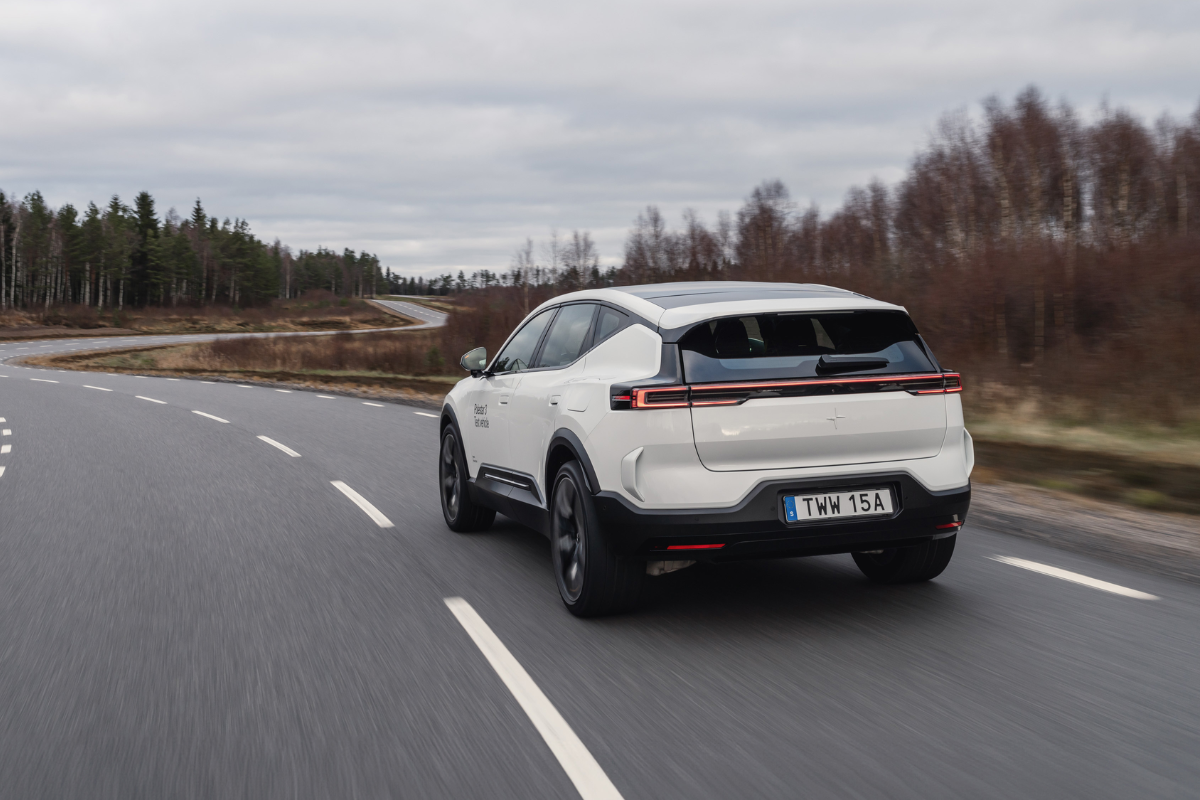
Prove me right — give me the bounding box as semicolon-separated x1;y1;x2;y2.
0;191;387;310
444;87;1200;416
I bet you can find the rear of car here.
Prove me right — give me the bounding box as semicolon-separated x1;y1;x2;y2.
586;290;972;568
441;282;972;616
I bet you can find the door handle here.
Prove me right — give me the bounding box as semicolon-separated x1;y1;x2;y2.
549;395;560;405
499;394;510;404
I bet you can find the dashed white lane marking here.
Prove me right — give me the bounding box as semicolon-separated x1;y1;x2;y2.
192;411;230;423
30;378;58;383
444;597;625;800
201;381;217;384
989;555;1160;600
317;395;336;399
166;378;180;381
134;375;147;379
136;396;167;404
84;385;112;391
363;402;384;407
330;481;393;527
275;389;292;393
258;436;301;457
0;467;5;477
1;445;10;454
238;385;253;389
2;430;9;436
414;411;438;418
0;418;5;422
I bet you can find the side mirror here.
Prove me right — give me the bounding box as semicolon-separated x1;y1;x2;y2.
460;346;487;376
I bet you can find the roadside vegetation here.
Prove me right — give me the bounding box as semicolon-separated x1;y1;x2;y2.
0;291;403;339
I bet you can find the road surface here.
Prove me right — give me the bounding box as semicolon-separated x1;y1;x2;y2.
0;328;1198;799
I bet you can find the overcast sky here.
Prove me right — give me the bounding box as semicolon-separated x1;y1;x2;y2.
2;0;1198;276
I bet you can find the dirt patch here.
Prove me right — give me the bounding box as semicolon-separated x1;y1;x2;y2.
971;481;1200;585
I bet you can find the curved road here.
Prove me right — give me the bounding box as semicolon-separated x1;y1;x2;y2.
1;323;1199;798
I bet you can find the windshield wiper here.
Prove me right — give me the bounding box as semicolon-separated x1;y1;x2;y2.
816;355;889;374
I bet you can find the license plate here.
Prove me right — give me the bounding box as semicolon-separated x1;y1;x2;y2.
783;488;894;522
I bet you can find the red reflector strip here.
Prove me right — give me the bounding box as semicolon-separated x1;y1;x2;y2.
666;543;725;550
935;521;963;529
611;395;631;401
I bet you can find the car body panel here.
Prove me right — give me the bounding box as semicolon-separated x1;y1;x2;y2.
441;282;972;553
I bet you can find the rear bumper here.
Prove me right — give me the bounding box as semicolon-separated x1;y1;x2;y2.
592;473;970;560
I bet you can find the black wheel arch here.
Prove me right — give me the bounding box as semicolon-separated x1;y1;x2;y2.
546;428;600;496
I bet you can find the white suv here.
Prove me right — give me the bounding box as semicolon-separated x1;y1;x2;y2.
439;282;973;616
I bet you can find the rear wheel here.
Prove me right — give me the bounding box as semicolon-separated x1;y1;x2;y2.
852;535;956;583
439;425;495;532
550;460;644;617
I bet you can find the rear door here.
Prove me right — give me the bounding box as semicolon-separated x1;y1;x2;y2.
507;303;598;486
683;310;947;472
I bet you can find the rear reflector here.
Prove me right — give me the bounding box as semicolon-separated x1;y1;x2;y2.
666;543;725;550
935;521;963;530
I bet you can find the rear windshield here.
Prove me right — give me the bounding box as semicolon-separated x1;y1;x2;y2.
679;310;937;384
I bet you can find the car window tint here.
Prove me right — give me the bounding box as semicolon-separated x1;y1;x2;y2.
537;304;597;368
491;309;555;373
680;310;936;383
594;307;625;344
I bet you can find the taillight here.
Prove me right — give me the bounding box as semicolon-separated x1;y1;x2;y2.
910;373;962;395
632;387;690;408
611;373;962;409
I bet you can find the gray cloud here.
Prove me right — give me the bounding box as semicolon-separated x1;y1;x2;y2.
2;0;1198;275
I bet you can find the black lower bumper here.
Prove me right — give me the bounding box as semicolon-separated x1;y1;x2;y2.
592;472;970;560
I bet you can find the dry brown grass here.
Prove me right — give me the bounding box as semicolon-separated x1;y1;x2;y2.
0;291;406;337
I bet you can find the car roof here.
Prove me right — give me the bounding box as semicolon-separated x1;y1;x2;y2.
533;282;906;331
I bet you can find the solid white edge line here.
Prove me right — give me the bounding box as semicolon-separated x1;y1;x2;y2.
84;385;112;391
444;597;625;800
330;481;393;527
414;411;438;418
363;402;384;407
258;435;301;457
989;555;1159;600
136;396;167;404
192;410;230;423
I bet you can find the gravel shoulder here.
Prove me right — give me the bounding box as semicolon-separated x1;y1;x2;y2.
972;480;1200;584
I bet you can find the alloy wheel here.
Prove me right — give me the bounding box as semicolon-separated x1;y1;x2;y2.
552;476;587;602
440;432;460;521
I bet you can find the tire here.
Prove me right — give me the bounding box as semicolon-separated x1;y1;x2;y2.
852;534;956;584
439;425;495;532
550;460;644;617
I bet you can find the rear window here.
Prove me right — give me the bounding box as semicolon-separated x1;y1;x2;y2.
679;310;936;384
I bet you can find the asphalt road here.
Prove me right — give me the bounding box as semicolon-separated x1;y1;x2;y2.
1;327;1199;799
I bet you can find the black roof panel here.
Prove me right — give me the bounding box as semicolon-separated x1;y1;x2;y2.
614;282;861;309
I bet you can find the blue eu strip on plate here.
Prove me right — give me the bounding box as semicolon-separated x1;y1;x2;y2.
783;495;798;522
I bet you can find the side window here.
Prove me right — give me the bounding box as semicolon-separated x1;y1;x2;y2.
593;306;626;345
536;304;597;368
491;308;555;373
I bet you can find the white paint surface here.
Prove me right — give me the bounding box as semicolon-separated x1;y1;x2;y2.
990;556;1159;600
258;436;301;458
444;597;624;800
330;481;393;527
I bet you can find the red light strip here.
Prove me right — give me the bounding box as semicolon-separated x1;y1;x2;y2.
666;543;726;550
627;373;962;408
935;521;963;529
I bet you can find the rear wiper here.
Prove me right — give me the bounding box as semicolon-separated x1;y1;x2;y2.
816;355;889;374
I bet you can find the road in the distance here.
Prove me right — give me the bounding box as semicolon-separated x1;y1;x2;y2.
1;330;1199;798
